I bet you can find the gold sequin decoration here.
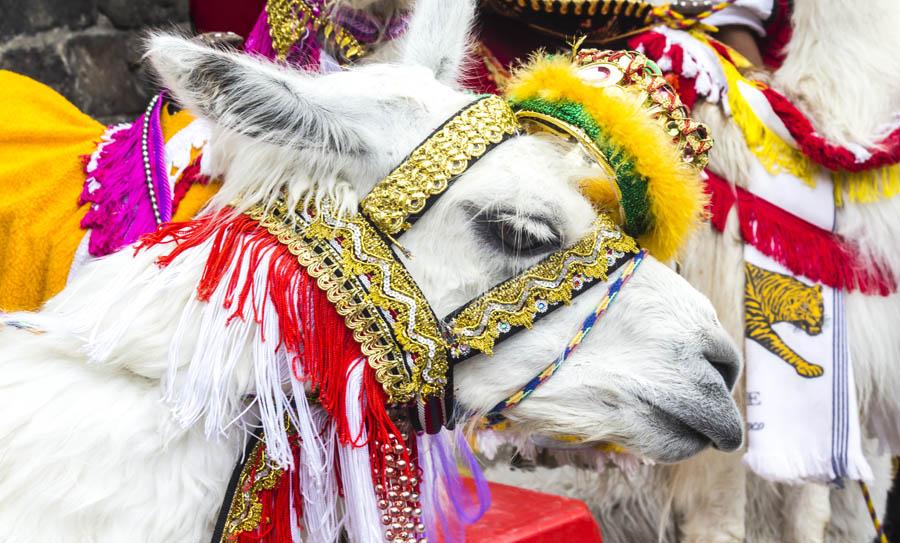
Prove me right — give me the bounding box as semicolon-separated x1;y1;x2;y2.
360;95;520;236
448;214;638;355
575;49;713;169
265;0;365;63
246;198;449;403
221;439;283;540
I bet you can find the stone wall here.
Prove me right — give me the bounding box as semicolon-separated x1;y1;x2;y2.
0;0;190;123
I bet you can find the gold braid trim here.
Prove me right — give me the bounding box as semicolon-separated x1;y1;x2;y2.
247;199;448;403
360;95;520;236
221;439;283;540
448;214;637;355
266;0;365;62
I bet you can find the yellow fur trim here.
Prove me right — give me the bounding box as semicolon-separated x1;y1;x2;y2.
506;57;708;261
579;177;623;224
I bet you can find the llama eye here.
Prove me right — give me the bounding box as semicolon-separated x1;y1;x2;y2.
485;215;562;256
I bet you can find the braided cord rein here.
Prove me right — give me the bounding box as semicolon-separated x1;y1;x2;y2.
482;249;647;428
859;481;889;543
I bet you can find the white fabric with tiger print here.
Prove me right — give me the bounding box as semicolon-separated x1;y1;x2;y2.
740;82;872;484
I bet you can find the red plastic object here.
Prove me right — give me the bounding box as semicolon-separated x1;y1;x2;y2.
464;479;603;543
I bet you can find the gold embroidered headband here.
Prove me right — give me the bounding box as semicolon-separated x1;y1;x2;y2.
245;93;640;432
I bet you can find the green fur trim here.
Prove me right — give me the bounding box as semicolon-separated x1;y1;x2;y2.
510;97;651;237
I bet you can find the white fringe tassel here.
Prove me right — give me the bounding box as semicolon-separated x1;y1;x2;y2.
338;360;383;543
293;386;342;543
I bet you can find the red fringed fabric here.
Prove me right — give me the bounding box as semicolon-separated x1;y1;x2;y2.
704;171;896;295
237;437;303;543
760;0;792;69
628;31;668;70
137;209;424;540
627;31;700;109
704;171;736;232
138;210;389;444
762;87;900;172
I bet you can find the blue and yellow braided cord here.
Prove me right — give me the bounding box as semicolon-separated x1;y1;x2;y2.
483;250;646;427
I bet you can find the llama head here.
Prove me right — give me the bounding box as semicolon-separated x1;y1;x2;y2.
146;0;742;463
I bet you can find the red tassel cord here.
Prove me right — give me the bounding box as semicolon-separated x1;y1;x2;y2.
704;170;737;233
762;87;900;173
704;171;897;295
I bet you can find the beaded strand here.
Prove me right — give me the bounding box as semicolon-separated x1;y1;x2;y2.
141;94;163;225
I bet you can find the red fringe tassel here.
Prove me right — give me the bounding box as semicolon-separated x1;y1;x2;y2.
138;211;387;443
705;171;896;295
236;436;304;543
137;210;423;540
704;171;737;233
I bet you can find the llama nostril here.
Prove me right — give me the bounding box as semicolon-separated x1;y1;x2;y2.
702;333;741;390
708;358;737;390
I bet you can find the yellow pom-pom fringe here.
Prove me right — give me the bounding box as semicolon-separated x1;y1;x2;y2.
506;56;708;261
833;165;900;206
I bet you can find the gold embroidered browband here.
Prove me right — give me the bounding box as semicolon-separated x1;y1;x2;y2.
360;95;520;236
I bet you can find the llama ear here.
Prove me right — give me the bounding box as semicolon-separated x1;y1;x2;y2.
398;0;476;85
145;34;366;154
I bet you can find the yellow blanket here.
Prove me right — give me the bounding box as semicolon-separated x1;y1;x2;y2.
0;72;221;311
0;70;104;311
